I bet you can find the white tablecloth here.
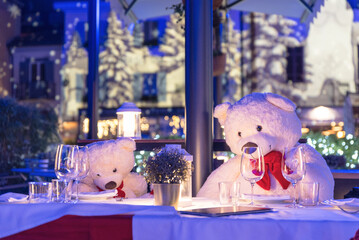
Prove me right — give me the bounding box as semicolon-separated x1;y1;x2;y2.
0;197;358;240
130;198;359;240
134;208;359;240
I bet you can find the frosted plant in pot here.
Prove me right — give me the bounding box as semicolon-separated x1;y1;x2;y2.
144;145;191;209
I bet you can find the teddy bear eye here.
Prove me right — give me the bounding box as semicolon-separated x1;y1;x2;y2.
113;168;117;173
97;173;101;177
257;125;263;132
238;132;241;137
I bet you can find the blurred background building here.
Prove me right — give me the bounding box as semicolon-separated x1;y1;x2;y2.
1;0;359;168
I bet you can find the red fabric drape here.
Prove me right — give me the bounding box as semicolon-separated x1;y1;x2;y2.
2;214;133;240
351;229;359;240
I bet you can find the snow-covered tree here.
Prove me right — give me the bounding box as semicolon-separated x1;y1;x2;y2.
158;14;185;106
99;11;134;108
62;31;88;71
60;31;88;120
222;18;242;103
242;13;303;99
159;14;185;72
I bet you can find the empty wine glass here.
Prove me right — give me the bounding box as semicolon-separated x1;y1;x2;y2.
54;144;79;202
240;146;265;205
73;146;90;202
281;146;306;208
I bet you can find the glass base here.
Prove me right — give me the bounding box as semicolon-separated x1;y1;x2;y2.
246;201;266;207
286;203;304;208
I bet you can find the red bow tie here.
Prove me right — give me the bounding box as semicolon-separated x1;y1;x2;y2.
254;151;290;191
97;181;126;198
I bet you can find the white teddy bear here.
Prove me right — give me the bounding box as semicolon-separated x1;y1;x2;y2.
197;92;334;202
77;137;147;198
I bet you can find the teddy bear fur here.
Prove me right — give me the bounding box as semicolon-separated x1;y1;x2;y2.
77;137;147;198
197;92;334;202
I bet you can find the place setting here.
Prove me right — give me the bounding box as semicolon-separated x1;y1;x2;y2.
194;144;323;215
0;144;95;204
322;198;359;214
53;143;121;203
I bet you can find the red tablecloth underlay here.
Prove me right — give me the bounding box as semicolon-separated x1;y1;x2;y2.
2;214;133;240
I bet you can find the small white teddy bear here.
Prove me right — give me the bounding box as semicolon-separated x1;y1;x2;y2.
197;92;334;202
78;137;147;198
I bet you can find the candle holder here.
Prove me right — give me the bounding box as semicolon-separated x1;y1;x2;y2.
116;102;141;139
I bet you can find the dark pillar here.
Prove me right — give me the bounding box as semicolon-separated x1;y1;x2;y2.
239;11;245;97
213;76;222;139
87;0;100;139
185;0;213;195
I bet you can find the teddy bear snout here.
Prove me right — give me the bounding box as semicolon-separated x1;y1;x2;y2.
242;142;258;153
105;181;117;189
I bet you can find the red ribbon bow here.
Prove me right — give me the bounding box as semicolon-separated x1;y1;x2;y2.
255;151;290;191
97;181;126;198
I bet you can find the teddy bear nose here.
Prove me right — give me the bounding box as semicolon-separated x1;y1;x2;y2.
242;142;258;154
105;181;117;189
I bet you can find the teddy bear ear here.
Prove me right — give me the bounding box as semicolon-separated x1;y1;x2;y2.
116;137;136;152
264;92;296;112
214;102;231;126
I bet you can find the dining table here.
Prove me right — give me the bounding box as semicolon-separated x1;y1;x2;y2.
0;197;359;240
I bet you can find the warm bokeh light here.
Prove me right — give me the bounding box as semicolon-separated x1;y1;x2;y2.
308;106;337;121
97;119;118;139
83;118;89;134
301;127;309;134
337;131;345;139
332;126;342;132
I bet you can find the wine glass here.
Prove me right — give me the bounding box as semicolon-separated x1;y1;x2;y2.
240;146;265;205
54;144;79;202
281;146;306;208
73;146;90;202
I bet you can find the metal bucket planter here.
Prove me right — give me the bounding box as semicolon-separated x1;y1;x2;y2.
153;183;181;209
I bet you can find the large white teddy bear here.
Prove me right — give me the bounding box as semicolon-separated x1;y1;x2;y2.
197;92;334;202
78;137;147;198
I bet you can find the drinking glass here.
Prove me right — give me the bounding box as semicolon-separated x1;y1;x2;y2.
54;144;79;202
73;146;90;202
28;182;52;203
299;182;319;206
51;179;66;203
230;181;241;206
218;181;240;206
218;181;232;205
281;146;306;208
240;146;265;205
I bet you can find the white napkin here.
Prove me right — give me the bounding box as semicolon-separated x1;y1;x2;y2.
76;189;118;199
322;198;359;213
322;198;359;206
0;192;28;203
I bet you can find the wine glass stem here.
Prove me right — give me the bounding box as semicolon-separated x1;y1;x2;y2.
250;182;255;205
76;180;79;202
64;180;70;203
292;182;297;207
66;180;74;203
